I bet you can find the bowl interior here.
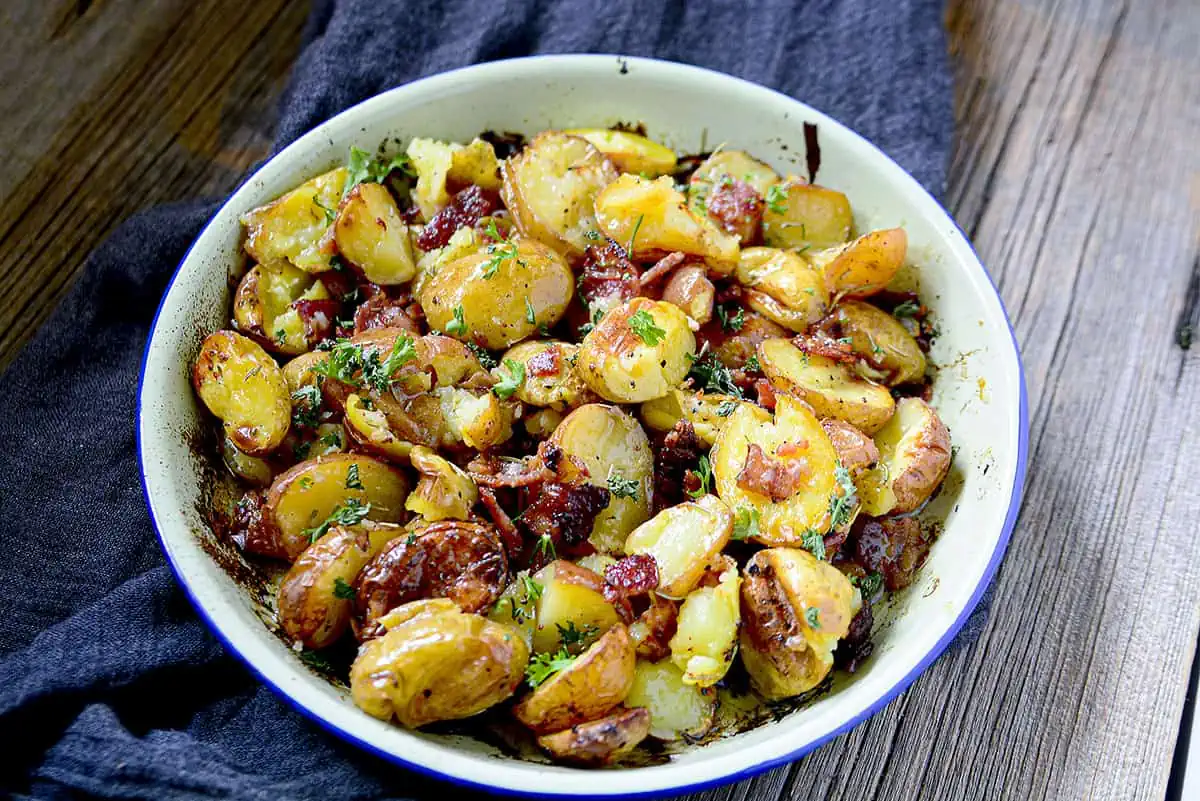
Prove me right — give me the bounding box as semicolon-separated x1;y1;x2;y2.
138;55;1025;798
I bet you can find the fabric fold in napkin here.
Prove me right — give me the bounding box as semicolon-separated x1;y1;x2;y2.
0;0;953;797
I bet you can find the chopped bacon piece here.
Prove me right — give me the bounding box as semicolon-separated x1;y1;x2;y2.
478;487;524;558
604;554;659;596
526;347;561;377
353;292;421;335
229;491;286;560
520;482;611;553
467;453;553;489
318;267;360;304
294;298;340;344
416;185;500;250
850;516;934;591
736;443;809;502
754;378;777;410
630;595;679;662
578;241;640;310
637;251;687;290
703;176;764;243
653;421;702;513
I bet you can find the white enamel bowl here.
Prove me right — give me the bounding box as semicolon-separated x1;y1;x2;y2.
138;55;1027;799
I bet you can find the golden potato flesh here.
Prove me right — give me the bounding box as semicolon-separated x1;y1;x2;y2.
241;167;346;272
812;227;907;300
739;547;856;700
761;178;853;251
563;128;678;176
277;522;400;649
232;261;333;356
343;393;413;463
549;404;653;553
640;390;767;447
406;138;455;220
669;555;741;686
350;599;528;728
500;340;593;410
513;624;636;734
221;437;273;486
265;453;410;560
530;560;621;654
192;331;290;456
689;149;780;200
282;350;327;394
594;174;739;274
623;659;716;741
334;182;417;285
831;299;926;385
711;394;842;547
404;445;478;521
419;237;574;350
758;338;895;434
536;706;651;765
624;495;732;598
577;298;696;404
858;397;951;516
500;132;619;256
736;247;828;332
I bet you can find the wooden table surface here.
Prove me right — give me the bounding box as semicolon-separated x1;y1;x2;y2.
2;1;1197;799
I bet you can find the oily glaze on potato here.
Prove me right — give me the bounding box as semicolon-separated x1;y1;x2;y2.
419;237;574;349
828;299;927;385
500;132;618;256
735;247;828;332
640;390;766;447
193;331;291;455
500;340;594;410
821;419;880;476
577;298;696;404
513;624;636;734
761;178;853;251
811;227;907;300
241;167;346;272
623;659;716;741
334;182;418;285
277;522;401;649
758;338;895;434
232;261;335;355
624;495;732;598
221;436;274;486
739;547;856;699
536;706;652;765
668;555;741;686
265;453;410;560
350;599;528;728
343;393;413;462
857;397;951;516
529;560;622;654
549;405;653;553
689;150;780;199
404;445;478;521
563;128;677;176
661;264;716;324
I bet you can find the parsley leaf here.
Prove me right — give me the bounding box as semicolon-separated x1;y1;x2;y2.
626;213;645;258
765;183;789;214
525;297;536;326
493;358;525;399
892;300;921;318
854;571;885;600
687;454;712;498
303;498;371;543
445;305;468;337
521;574;544;602
687;348;743;398
466;341;498;369
481;218;523;279
828;463;858;531
731;506;760;540
744;354;762;373
525;647;577;688
715;400;738;417
606;469;639;500
333;577;356;600
628;309;666;345
805;607;821;629
345;463;363;490
716;303;744;332
344;146;413;199
556;621;598;652
801;529;827;560
290;384;323;428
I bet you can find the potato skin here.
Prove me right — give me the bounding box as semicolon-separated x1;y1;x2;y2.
530;560;622;654
821;419;879;476
761;179;853;251
830;299;926;385
577;298;696;404
334;182;417;285
563;129;677;176
241;167;345;272
500;339;594;410
624;495;732;598
513;624;637;734
736;247;828;333
859;397;951;516
193;330;291;455
536;707;651;765
232;261;333;356
815;228;907;300
350;598;528;728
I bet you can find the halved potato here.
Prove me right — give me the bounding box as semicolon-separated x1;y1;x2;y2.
563;128;677;176
710;394;843;546
669;555;740;686
688;149;780;200
193;331;291;455
350;598;528;728
661;264;715;324
624;495;732;598
265;453;409;560
343;393;413;462
241;167;346;272
530;560;622;654
232;261;335;355
829;299;926;385
811;228;907;300
536;706;651;765
577;298;696;404
525;408;565;438
404;445;478;521
282;350;328;394
549;404;653;553
857;397;951;516
500;340;593;410
406;137;502;221
739;547;856;699
623;659;716;741
277;521;401;649
735;247;828;332
500;132;618;256
334;182;417;285
758;338;895;434
436;386;515;450
487;570;543;647
594;174;739;273
640;390;768;447
221;436;274;486
821;419;880;476
761;178;853;251
513;624;636;734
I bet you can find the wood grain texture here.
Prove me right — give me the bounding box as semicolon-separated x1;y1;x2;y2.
1;0;1197;798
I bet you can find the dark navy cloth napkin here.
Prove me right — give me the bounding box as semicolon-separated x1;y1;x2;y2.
0;1;953;798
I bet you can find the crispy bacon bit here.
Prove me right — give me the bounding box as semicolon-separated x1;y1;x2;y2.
776;440;809;458
353;292;421;335
631;595;679;662
737;443;808;502
703;176;764;243
230;491;285;560
833;601;873;672
478;487;524;558
653;421;702;513
754;378;777;410
294;298;340;344
416;185;500;250
850;516;934;591
467;453;553;488
605;554;659;595
637;251;687;290
527;347;561;377
821;419;879;475
520;481;611;553
578;241;640;310
793;332;856;364
317;267;359;303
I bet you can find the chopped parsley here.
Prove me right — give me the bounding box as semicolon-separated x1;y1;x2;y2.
626;213;645;258
731;506;760;540
318;429;343;450
687;347;743;398
298;476;314;490
525;647;576;688
687;454;712;498
405;531;417;546
333;577;356;600
851;571;885;600
343;146;413;199
492;358;525;399
445;305;468;336
805;607;821;629
303;498;372;543
765;183;789;215
606;469;639;500
313;196;337;226
466;341;498;369
275;328;287;345
481;218;523;278
716;303;744;332
578;305;605;338
290;384;323;428
521;574;544;602
628;309;666;345
534;533;557;561
715;400;738;417
801;529;827;560
345;463;363;490
556;621;598;652
525;297;536;326
892;300;921;318
744;354;762;373
310;334;417;393
828;463;858;530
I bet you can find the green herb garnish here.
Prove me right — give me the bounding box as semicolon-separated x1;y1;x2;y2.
481;218;523;278
765;183;788;214
303;498;371;543
445;305;468;336
626;213;645;258
525;297;537;326
805;607;821;629
892;300;921;318
828;463;858;530
687;455;712;498
290;384;323;428
345;463;363;490
493;358;525;399
715;400;738;417
343;146;413;199
628;309;666;345
687;347;743;398
525;647;577;688
333;577;356;600
731;506;760;540
556;621;598;652
717;304;744;332
466;341;498;369
801;529;827;560
606;469;639;500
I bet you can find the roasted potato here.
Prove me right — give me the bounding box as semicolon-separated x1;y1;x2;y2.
500;132;618;256
536;707;652;765
688;149;780;199
436;386;515;450
487;570;543;647
758;338;895;434
623;659;716;741
530;560;622;654
628;594;679;662
343;393;413;462
513;624;636;734
821;419;880;476
549;404;653;553
811;228;907;300
406;137;502;221
355;519;508;635
221;436;273;486
739;547;856;699
828;299;926;385
703;310;790;369
404;445;478;521
265;453;410;560
669;555;741;686
282;350;328;394
576;298;696;404
711;394;846;547
640;390;767;447
241;167;345;272
232;261;336;355
350;598;528;728
735;247;828;332
594;174;739;274
563;128;677;176
193;331;291;455
277;522;401;649
857;397;951;516
624;495;732;598
419;237;574;349
851;515;934;591
661;264;716;325
500;340;593;410
524;407;565;438
334;182;418;285
761;178;853;251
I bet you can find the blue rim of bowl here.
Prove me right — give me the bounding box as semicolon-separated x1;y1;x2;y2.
136;55;1029;800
